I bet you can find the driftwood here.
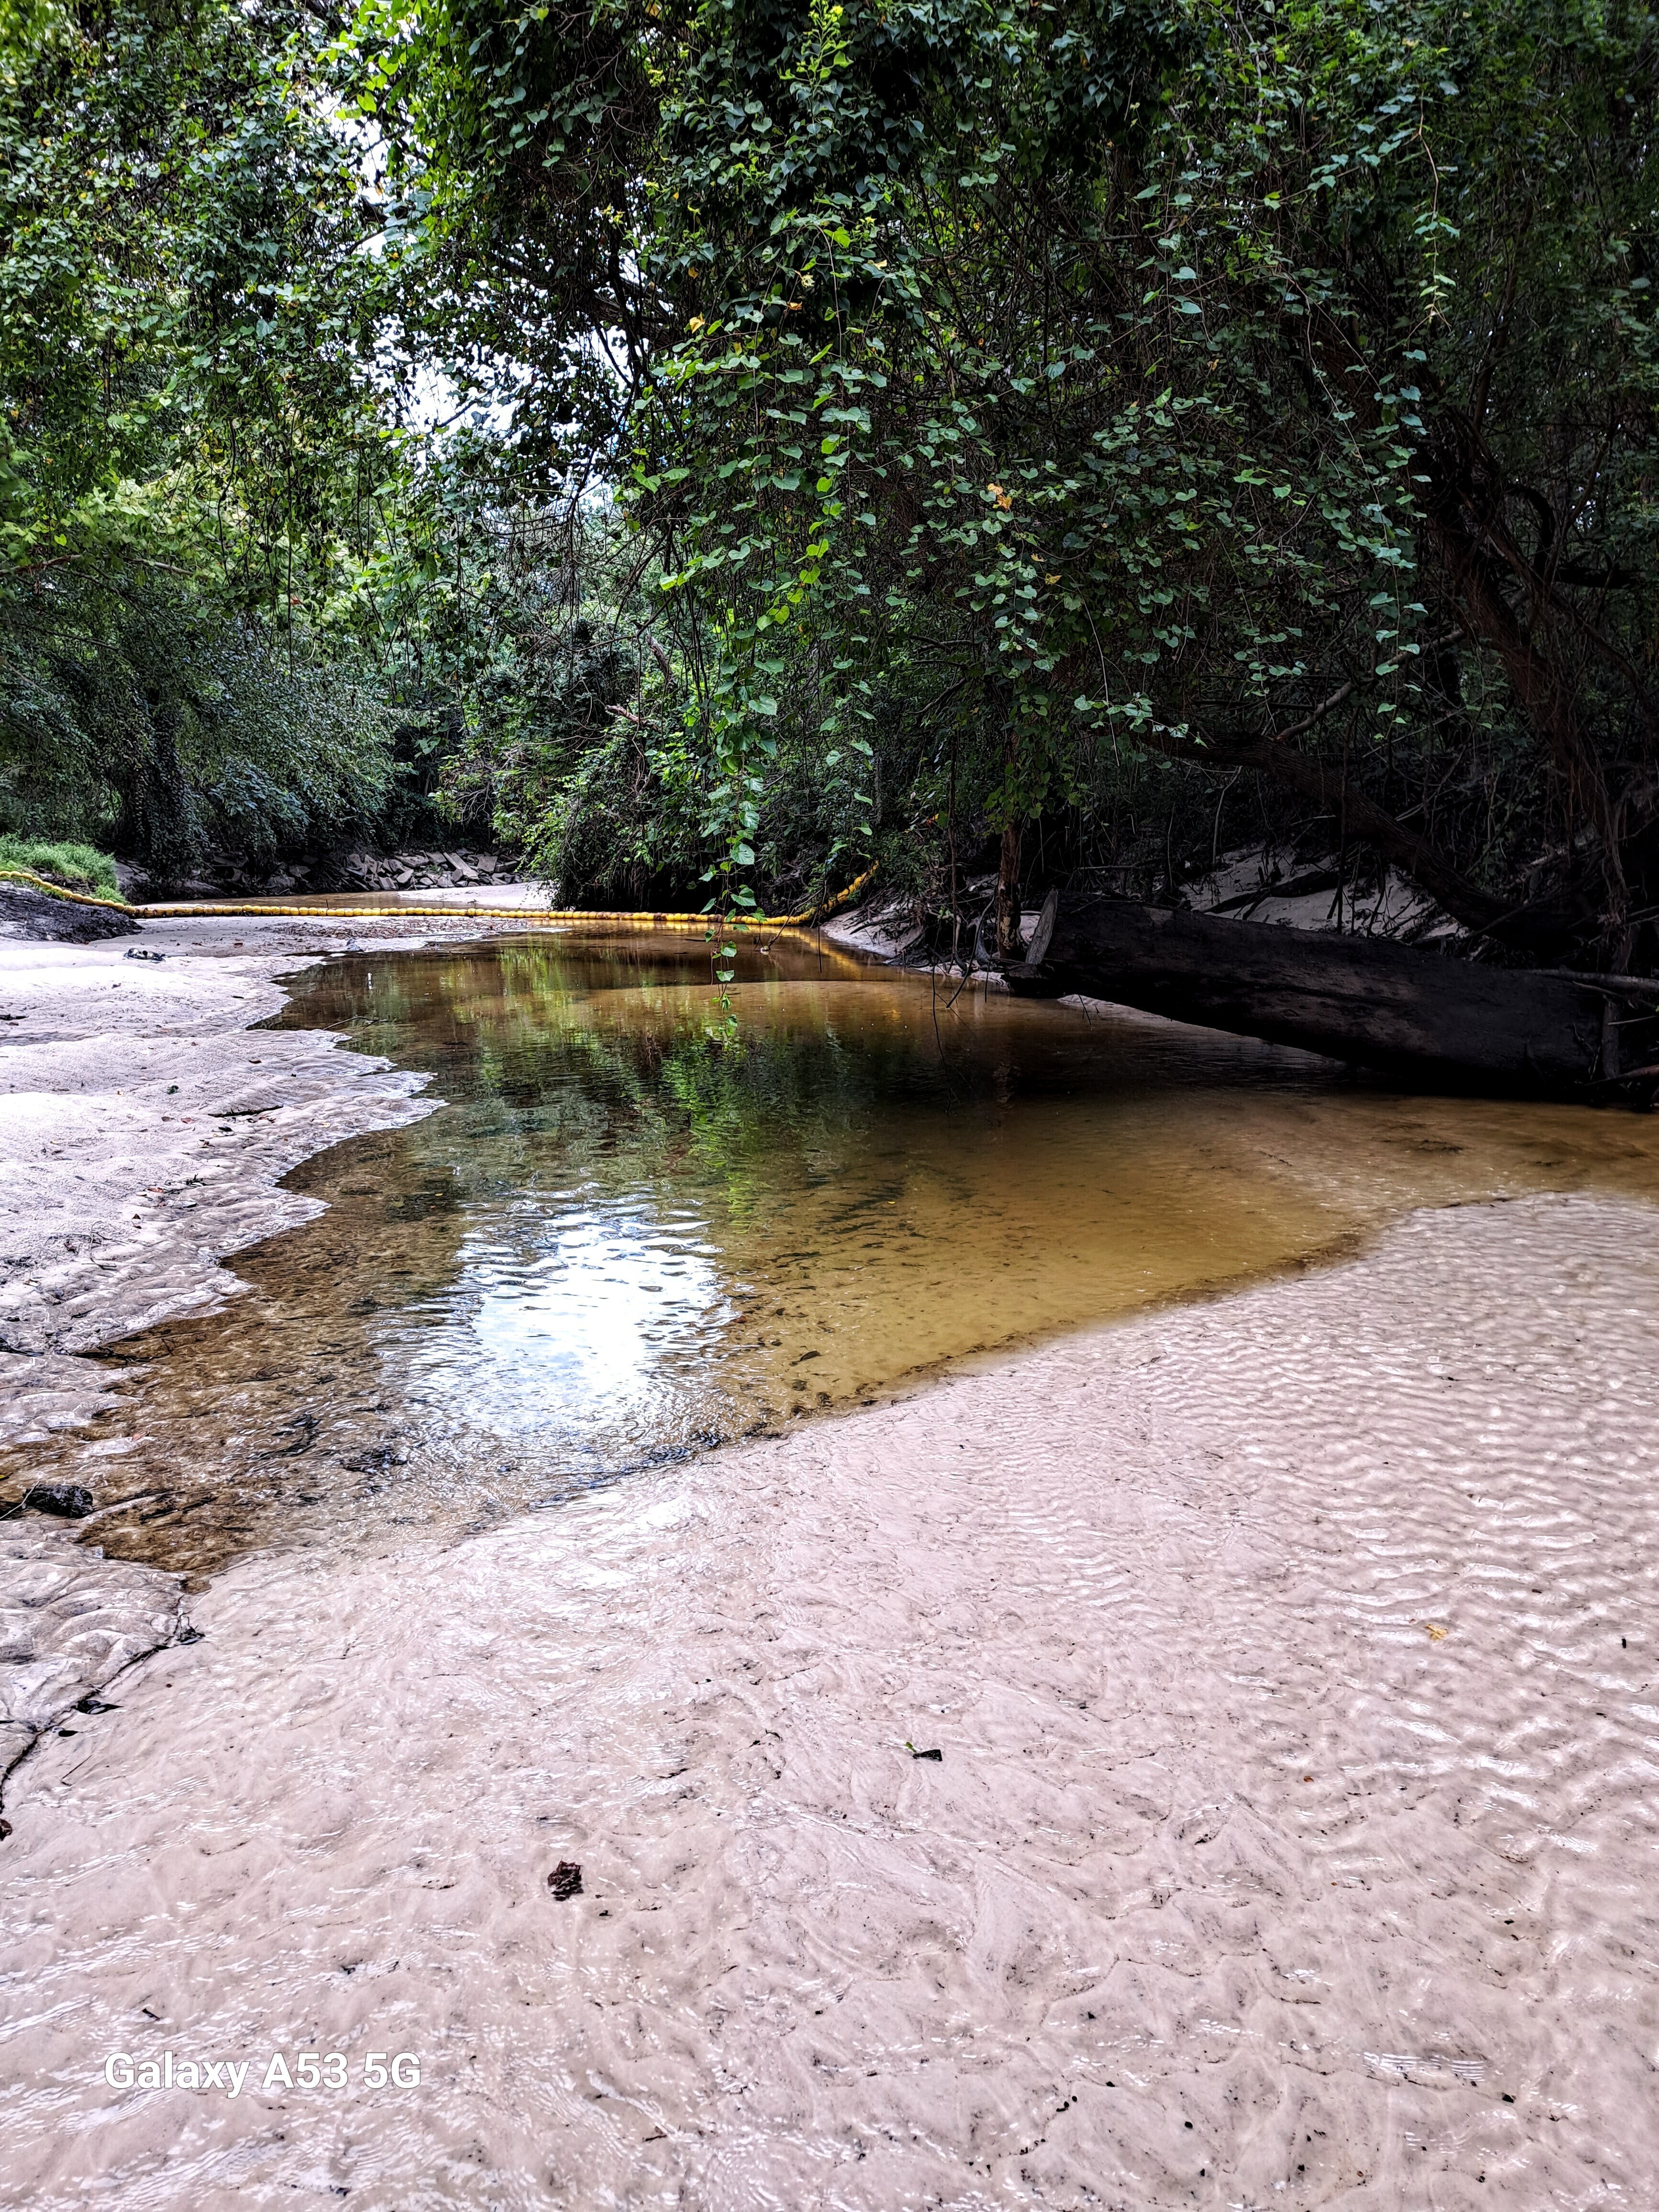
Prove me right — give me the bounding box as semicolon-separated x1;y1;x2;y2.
1002;894;1659;1094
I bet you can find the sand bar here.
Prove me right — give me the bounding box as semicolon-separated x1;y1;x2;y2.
0;912;528;1784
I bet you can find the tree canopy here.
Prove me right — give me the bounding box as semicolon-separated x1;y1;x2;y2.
4;0;1658;974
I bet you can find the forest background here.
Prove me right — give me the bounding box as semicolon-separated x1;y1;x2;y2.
1;0;1656;973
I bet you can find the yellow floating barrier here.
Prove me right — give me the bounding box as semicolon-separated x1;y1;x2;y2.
0;863;876;932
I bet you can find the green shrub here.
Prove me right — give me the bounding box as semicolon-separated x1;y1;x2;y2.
0;835;120;894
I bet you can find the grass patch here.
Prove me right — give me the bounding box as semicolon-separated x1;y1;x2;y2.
0;836;122;896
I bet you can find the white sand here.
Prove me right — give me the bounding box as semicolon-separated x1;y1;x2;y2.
2;1190;1656;2209
0;913;523;1802
1;918;474;1400
0;1527;185;1786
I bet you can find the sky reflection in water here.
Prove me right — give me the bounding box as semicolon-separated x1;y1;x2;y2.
409;1202;732;1451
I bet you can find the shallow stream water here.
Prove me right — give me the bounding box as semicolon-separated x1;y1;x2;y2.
18;926;1659;1575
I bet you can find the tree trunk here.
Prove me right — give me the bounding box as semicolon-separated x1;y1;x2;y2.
995;819;1023;960
1002;896;1653;1094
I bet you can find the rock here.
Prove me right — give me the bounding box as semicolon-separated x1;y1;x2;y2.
21;1483;95;1519
0;885;138;943
342;1447;407;1472
548;1860;583;1901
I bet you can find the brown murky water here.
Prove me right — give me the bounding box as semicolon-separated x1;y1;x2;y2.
15;928;1659;1575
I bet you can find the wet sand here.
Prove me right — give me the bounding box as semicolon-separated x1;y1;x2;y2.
0;914;525;1791
2;920;1658;2209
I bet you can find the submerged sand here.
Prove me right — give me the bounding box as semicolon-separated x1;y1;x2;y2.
2;1190;1656;2209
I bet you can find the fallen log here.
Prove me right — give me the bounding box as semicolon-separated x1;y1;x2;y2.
1002;895;1659;1094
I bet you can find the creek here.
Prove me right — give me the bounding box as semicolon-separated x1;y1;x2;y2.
20;925;1659;1575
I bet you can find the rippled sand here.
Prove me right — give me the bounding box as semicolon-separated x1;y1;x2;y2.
4;1193;1656;2209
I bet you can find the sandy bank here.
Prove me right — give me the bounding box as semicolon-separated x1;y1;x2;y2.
2;1191;1656;2209
0;908;543;1433
0;909;533;1787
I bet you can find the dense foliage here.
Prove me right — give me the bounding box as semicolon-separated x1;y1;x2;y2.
0;0;432;874
345;0;1659;967
4;0;1657;971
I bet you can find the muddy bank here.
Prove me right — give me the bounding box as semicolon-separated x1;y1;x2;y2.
0;882;138;942
1;1192;1655;2210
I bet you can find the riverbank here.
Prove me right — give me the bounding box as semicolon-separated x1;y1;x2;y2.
0;910;535;1785
2;919;1656;2210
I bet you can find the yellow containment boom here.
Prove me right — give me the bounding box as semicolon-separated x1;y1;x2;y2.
0;863;876;932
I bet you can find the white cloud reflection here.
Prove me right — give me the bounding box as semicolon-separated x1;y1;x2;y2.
402;1198;730;1448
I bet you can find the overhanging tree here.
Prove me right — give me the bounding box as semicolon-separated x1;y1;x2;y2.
353;0;1659;972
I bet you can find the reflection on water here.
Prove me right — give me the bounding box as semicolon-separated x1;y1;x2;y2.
445;1205;729;1438
11;927;1659;1575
